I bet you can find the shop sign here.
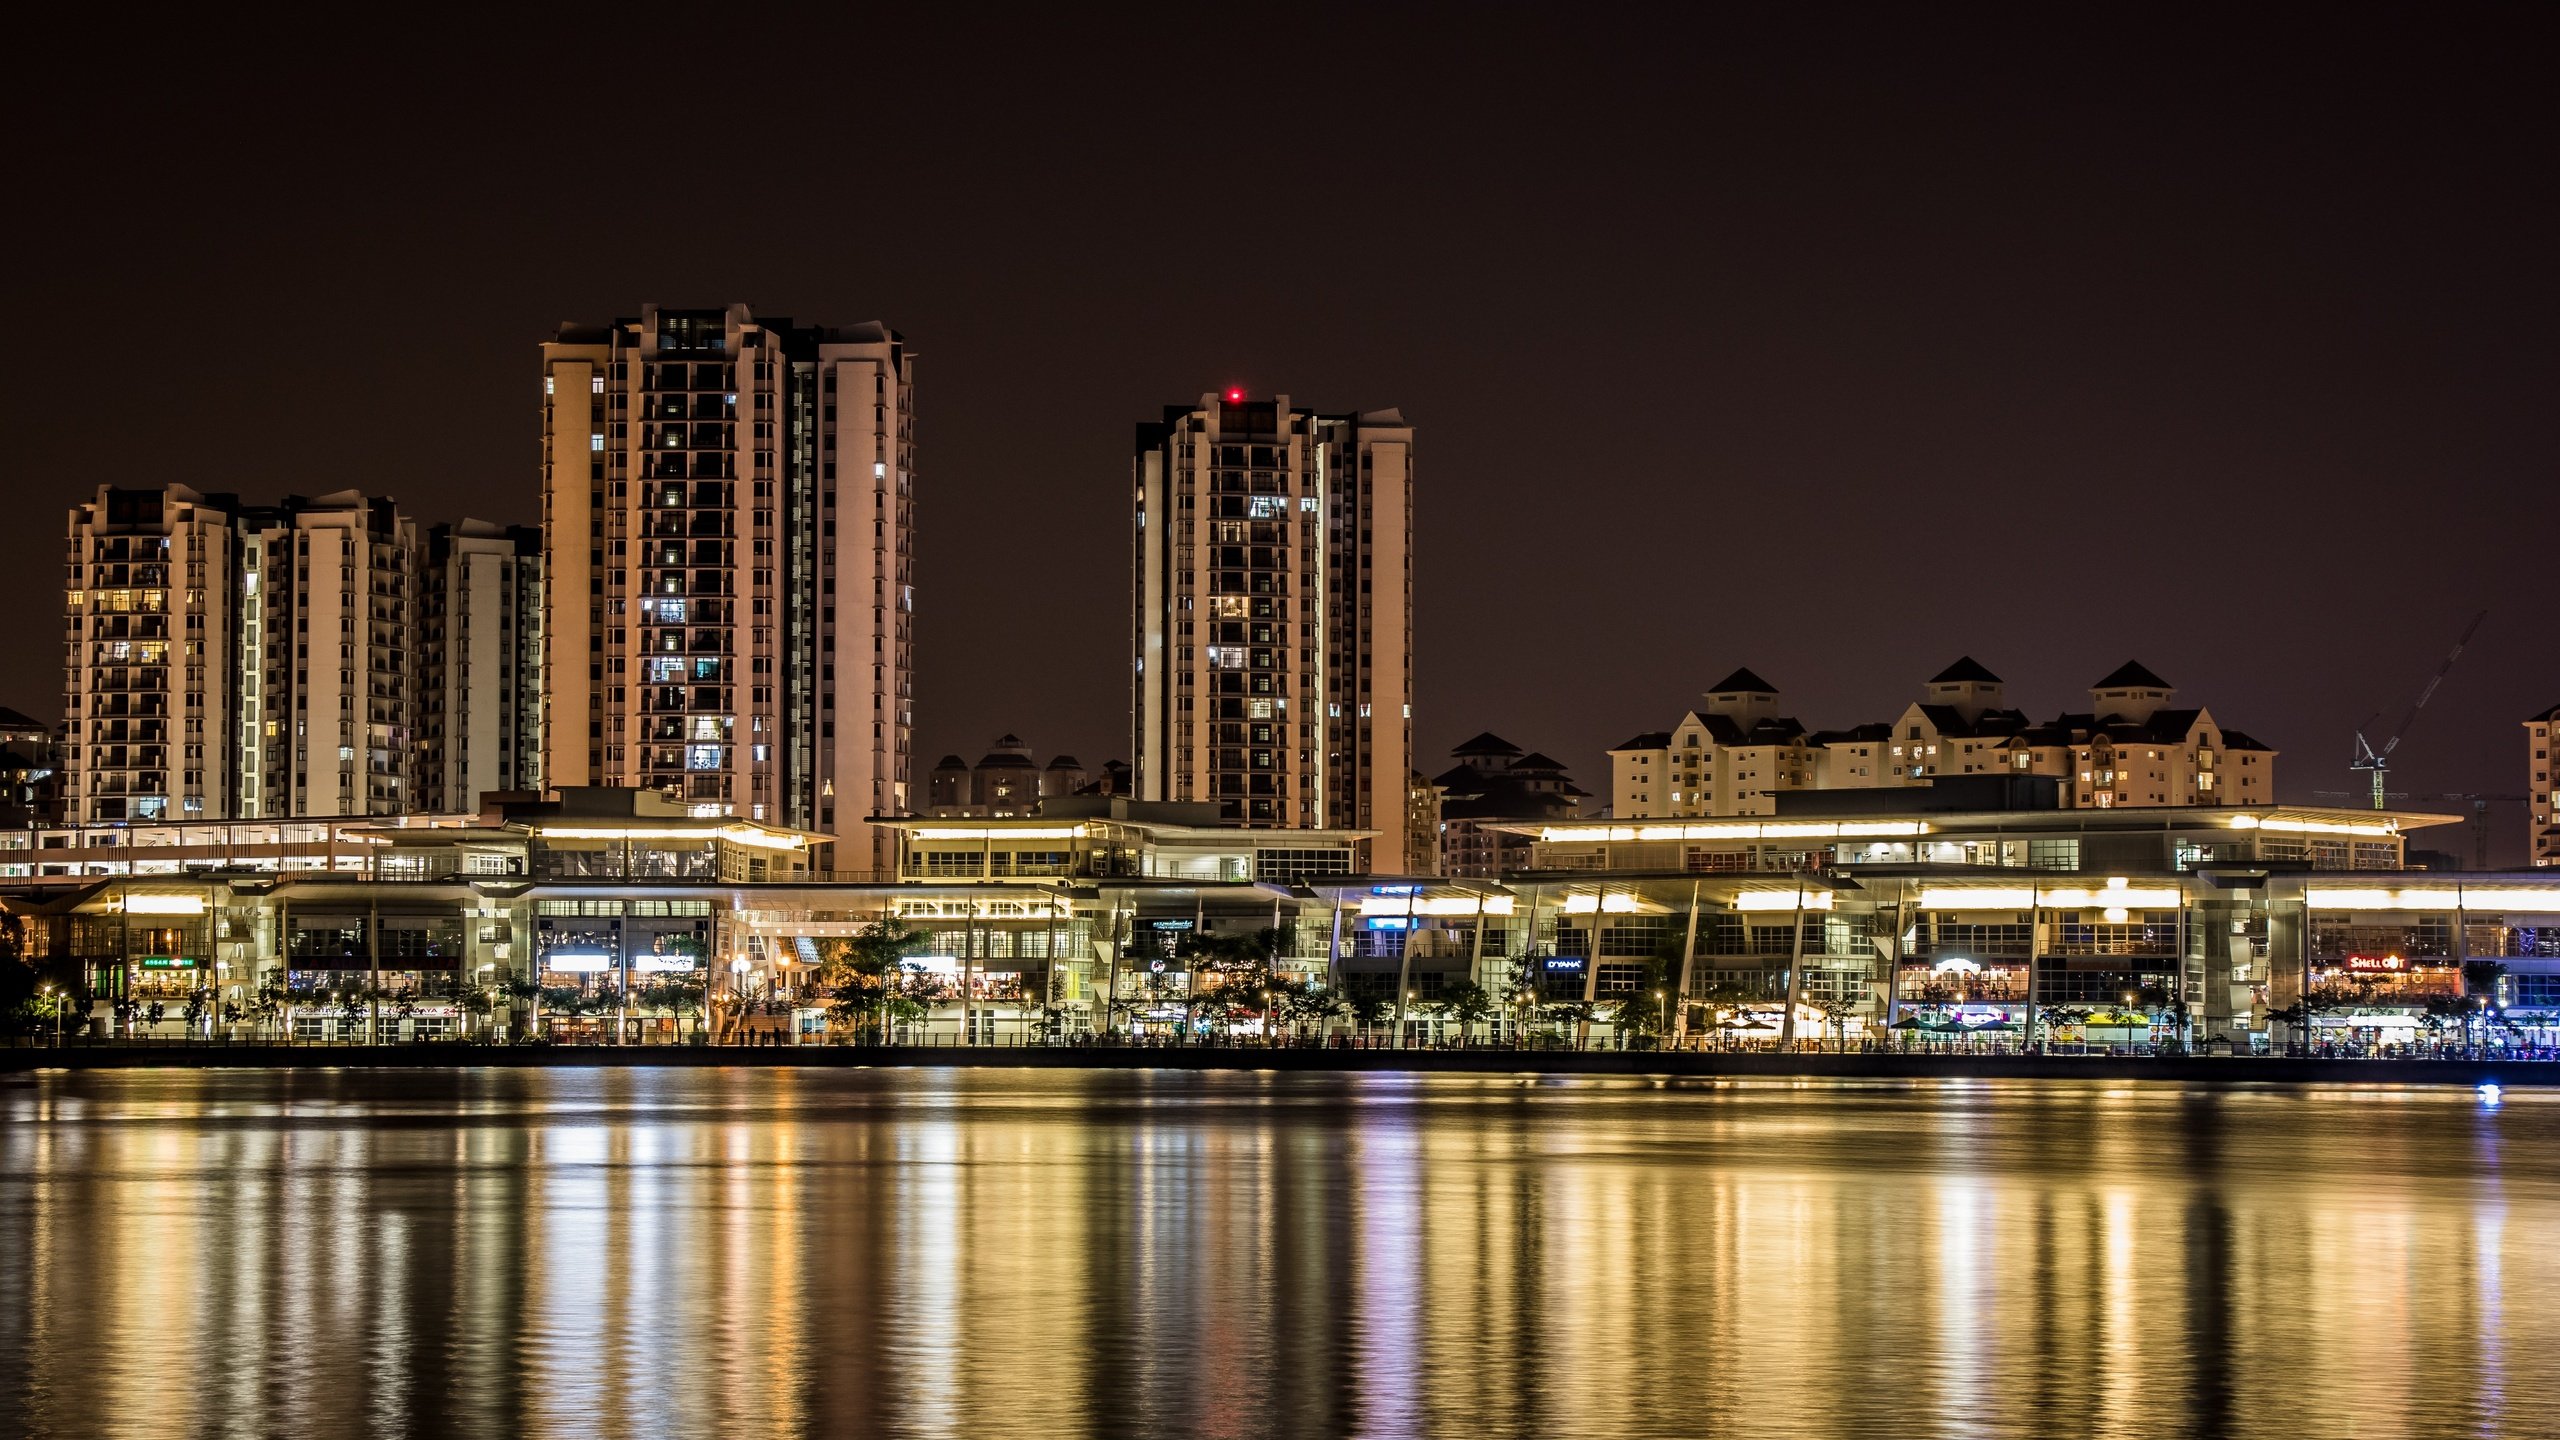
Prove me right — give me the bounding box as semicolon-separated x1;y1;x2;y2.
2343;954;2410;973
138;956;198;970
545;951;614;974
1544;955;1586;973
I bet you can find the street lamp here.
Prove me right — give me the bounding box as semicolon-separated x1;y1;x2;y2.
1655;988;1667;1040
40;984;57;1046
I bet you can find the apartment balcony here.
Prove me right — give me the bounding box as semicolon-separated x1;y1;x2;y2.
86;720;168;745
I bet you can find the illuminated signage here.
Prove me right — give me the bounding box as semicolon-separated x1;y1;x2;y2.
1538;820;1930;843
634;954;700;973
1734;891;1834;912
2341;954;2412;973
137;955;198;970
1543;955;1586;972
545;951;614;974
1357;895;1517;917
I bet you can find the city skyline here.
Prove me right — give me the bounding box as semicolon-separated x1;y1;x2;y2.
6;12;2554;859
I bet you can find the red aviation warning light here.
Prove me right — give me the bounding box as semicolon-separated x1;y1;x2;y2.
1224;387;1245;403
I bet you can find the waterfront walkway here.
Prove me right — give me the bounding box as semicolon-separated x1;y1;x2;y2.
3;1040;2549;1086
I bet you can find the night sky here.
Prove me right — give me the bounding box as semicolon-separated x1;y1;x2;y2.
11;13;2555;858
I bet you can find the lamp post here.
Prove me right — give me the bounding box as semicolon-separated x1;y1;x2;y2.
1260;988;1272;1049
40;984;56;1046
1655;988;1667;1044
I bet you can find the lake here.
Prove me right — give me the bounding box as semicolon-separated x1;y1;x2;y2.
0;1067;2549;1439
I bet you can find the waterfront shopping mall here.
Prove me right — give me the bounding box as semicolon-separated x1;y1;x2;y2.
6;781;2557;1051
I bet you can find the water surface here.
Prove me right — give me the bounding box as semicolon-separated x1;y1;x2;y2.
0;1068;2547;1439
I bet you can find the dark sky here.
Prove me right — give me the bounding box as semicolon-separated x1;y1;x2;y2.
10;11;2556;859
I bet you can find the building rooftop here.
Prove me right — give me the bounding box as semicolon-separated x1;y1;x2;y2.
2093;659;2173;690
1707;667;1779;695
1930;656;2003;685
1489;801;2462;842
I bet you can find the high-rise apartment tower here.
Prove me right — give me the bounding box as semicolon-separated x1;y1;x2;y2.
1132;390;1413;870
63;485;531;822
540;305;914;872
415;521;544;813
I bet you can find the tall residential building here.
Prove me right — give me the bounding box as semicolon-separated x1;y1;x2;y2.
239;491;422;818
415;521;544;812
1609;659;2276;819
62;484;540;823
2531;704;2559;867
1132;390;1414;870
540;305;915;873
64;485;246;822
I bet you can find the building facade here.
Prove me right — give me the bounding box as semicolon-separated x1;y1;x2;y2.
415;521;544;812
1433;732;1587;878
925;736;1102;818
1132;390;1413;869
540;304;915;873
65;486;537;824
0;707;62;828
1611;660;2277;820
63;485;245;822
15;785;2553;1054
2532;703;2559;866
238;492;422;819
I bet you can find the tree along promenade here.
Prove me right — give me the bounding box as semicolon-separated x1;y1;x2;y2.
1;1037;2551;1087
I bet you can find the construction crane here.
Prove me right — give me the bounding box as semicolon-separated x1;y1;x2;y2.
2349;609;2487;810
2311;789;2528;869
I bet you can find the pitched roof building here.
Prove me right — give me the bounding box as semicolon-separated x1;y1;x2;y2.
1432;733;1587;877
1611;660;2277;819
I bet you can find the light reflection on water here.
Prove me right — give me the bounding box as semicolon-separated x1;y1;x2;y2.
1;1069;2554;1439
